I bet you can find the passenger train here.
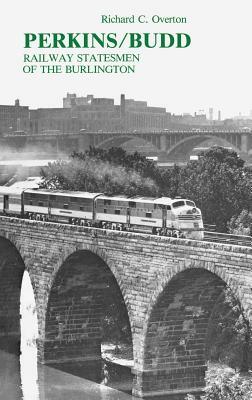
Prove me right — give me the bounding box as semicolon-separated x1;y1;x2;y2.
0;184;204;239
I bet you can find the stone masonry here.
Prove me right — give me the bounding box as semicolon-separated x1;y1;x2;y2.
0;215;252;398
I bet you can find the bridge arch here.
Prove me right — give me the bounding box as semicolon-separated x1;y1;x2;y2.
166;135;241;158
97;134;137;149
43;243;133;383
96;134;160;154
140;258;250;397
0;235;27;355
44;243;132;323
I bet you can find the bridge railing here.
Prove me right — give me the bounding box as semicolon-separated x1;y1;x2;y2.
204;230;252;246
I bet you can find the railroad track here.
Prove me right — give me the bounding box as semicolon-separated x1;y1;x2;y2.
204;231;252;247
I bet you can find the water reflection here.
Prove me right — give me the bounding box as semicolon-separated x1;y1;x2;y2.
37;364;136;400
0;350;137;400
0;351;22;400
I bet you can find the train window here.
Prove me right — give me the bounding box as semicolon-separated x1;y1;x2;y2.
146;212;152;218
50;195;56;201
29;200;33;205
129;201;136;208
38;201;44;207
167;205;171;210
63;204;69;209
104;209;107;214
104;199;111;206
172;201;185;208
186;201;195;207
80;206;84;211
115;209;120;215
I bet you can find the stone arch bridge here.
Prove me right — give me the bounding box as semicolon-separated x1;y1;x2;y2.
0;216;252;398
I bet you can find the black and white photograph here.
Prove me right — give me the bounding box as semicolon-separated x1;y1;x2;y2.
0;1;252;399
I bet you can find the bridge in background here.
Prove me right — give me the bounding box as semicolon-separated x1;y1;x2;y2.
1;129;251;161
0;216;252;398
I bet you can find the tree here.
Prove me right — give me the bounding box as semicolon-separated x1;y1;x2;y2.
158;164;182;198
228;210;252;236
174;147;251;232
186;369;252;400
200;146;245;169
207;287;252;372
71;147;163;186
41;156;158;197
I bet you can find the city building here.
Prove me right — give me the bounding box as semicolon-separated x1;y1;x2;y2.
27;93;174;134
0;95;229;136
170;111;208;126
62;93;172;131
0;100;29;134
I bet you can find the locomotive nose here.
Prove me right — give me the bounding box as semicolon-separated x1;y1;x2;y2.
186;207;199;214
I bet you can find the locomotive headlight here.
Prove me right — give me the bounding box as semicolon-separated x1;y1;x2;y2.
192;207;197;213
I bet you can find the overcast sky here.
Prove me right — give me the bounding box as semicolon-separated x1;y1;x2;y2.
1;0;251;119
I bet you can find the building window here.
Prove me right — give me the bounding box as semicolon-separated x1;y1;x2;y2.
80;206;84;211
104;199;111;206
115;209;120;215
29;200;33;205
129;201;136;208
104;209;107;214
38;201;44;207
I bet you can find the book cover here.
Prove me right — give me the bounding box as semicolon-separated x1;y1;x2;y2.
0;1;251;400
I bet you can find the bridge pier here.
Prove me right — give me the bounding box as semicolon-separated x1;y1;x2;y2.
78;133;91;151
0;239;24;355
37;334;103;382
132;366;205;398
160;134;167;152
241;133;249;153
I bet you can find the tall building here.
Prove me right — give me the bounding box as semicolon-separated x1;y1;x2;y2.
209;107;214;121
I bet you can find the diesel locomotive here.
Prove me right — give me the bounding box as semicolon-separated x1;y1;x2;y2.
0;186;204;239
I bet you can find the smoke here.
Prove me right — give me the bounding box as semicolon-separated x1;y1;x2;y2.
0;143;68;161
0;142;69;185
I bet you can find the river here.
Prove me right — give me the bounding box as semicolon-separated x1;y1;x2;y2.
0;349;138;400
